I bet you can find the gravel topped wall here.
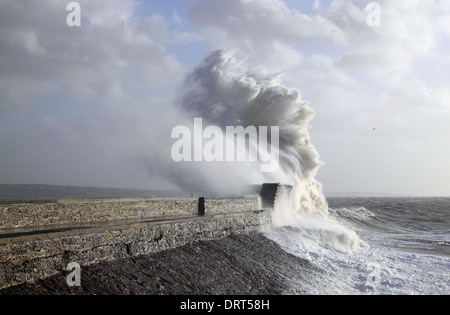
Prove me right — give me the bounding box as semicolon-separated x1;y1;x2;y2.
0;197;261;230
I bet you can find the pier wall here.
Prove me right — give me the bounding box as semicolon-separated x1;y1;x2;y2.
0;197;269;289
0;197;260;230
0;185;292;289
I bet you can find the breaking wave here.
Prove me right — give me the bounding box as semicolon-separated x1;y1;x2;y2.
176;49;361;253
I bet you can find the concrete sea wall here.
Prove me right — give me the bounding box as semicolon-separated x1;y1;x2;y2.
0;185;294;290
0;197;261;230
0;196;270;289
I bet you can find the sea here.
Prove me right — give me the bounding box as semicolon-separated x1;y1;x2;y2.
266;196;450;295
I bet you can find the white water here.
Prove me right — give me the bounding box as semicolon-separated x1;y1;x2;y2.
270;185;361;254
266;201;450;295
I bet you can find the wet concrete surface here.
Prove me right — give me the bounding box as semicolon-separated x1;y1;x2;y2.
0;234;323;295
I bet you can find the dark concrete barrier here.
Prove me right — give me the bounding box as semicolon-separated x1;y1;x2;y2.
260;184;293;209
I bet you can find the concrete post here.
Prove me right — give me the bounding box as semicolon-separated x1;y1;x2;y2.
198;197;205;216
260;183;293;209
259;184;280;209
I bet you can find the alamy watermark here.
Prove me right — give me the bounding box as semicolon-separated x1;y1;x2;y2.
66;262;81;287
366;2;381;27
66;1;380;28
66;2;81;27
171;118;280;173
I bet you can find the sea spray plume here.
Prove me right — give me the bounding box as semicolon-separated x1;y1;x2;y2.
180;49;361;252
181;49;328;220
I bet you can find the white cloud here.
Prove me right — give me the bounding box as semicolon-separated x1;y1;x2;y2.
1;0;449;195
0;0;185;109
188;0;348;68
0;0;188;189
188;0;450;195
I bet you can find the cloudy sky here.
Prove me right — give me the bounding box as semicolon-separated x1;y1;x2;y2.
0;0;449;196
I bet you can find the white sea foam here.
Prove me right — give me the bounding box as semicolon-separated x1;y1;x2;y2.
267;201;450;295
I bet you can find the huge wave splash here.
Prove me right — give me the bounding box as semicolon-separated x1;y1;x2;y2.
176;49;361;253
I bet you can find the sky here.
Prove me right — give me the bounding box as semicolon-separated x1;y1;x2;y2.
0;0;449;196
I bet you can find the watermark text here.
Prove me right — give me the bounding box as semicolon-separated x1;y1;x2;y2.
171;118;280;173
366;2;381;27
66;262;81;287
66;2;81;27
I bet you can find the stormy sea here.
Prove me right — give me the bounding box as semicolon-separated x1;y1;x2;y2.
267;196;450;295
